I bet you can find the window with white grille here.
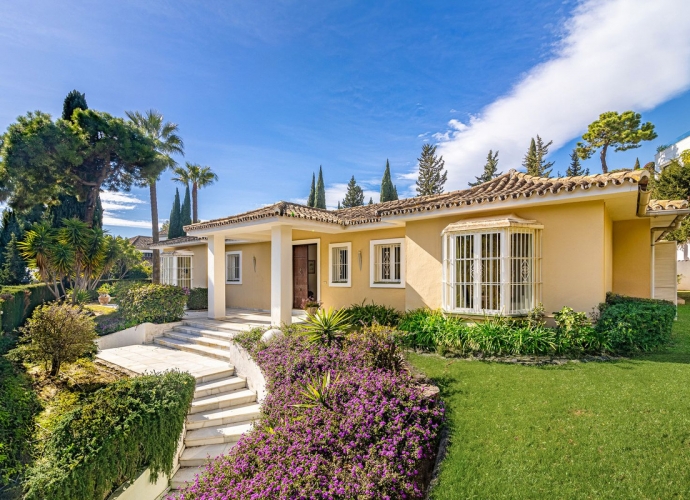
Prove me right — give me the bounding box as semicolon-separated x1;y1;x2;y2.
442;219;542;316
160;253;193;289
370;238;405;288
329;243;351;287
226;251;242;284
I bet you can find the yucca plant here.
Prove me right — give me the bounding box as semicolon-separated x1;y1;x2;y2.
302;307;353;346
292;371;339;410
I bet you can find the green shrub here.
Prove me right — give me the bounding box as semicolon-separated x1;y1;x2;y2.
23;371;196;500
399;309;468;352
187;288;208;310
232;327;266;353
554;306;608;354
597;295;675;352
12;303;97;377
66;288;91;305
348;324;405;372
110;280;146;301
0;336;41;490
119;284;187;324
97;283;114;295
0;284;53;334
345;300;402;327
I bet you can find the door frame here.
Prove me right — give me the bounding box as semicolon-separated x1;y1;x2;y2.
292;238;320;304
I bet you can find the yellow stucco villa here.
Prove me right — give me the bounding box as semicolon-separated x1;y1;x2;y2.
151;169;689;325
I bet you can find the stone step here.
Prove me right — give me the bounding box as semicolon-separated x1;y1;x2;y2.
153;337;233;362
185;421;254;447
170;466;201;491
194;376;247;399
173;325;239;341
164;331;232;350
182;320;248;333
187;402;261;430
179;442;236;467
189;388;257;414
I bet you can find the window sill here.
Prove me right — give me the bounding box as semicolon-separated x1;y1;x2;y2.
226;281;242;285
329;282;351;288
370;281;404;289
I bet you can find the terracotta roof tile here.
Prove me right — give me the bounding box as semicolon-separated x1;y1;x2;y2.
128;235;153;250
149;235;206;248
647;199;690;211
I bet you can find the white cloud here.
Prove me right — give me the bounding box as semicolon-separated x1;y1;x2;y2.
102;215;152;229
433;0;690;190
100;191;151;229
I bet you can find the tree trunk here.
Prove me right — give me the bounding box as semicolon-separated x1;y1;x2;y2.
149;181;161;284
600;143;609;174
192;183;198;223
84;185;100;228
50;358;60;377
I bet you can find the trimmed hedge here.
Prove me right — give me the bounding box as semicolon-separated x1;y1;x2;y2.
119;284;187;324
597;293;676;352
24;371;196;500
187;288;208;310
0;284;54;334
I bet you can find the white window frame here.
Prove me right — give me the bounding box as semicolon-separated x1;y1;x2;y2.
328;242;351;287
370;238;405;288
226;251;242;284
160;251;193;288
442;226;542;316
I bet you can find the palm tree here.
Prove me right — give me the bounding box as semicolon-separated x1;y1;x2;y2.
172;163;218;223
126;110;184;283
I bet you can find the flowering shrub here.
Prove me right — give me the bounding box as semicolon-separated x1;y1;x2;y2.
175;328;444;499
119;284;187;324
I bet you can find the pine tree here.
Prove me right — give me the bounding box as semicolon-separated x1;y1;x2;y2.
633;157;641;170
469;150;501;187
393;185;398;199
342;176;365;208
523;138;538;176
523;136;553;177
62;89;88;121
315;166;326;209
0;234;29;285
337;201;341;209
168;189;183;239
181;184;192;232
369;197;373;205
416;144;447;196
380;160;398;202
307;173;316;207
566;149;589;176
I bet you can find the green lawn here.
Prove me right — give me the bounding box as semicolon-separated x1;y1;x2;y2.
409;306;690;499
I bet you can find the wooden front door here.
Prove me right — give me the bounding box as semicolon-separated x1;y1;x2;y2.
293;245;308;309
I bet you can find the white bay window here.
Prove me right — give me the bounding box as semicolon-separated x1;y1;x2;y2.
160;252;193;289
442;216;542;315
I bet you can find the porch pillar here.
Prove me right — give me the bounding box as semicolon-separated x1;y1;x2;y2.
271;225;292;326
207;234;226;319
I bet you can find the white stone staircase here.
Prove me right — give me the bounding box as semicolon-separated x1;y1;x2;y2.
159;321;262;496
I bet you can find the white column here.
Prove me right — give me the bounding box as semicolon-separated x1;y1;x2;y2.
271;225;292;326
207;234;226;319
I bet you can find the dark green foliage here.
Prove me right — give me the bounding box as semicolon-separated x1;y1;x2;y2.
523;136;553;177
469;150;501;186
232;327;267;353
181;185;192;231
167;188;183;239
341;175;364;208
307;173;316;207
61;89;87;121
0;284;53;333
651;152;690;243
23;371;196;500
566;149;589;177
597;294;676;352
416;144;447;196
368;197;373;205
380;160;398;202
315;166;326;209
345;300;401;327
0;208;43;285
633;157;641;170
119;284;187;324
111;280;146;301
0;336;41;490
187;288;208;310
48;193;103;229
0;234;30;285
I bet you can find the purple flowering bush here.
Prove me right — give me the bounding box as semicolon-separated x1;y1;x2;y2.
175;328;444;499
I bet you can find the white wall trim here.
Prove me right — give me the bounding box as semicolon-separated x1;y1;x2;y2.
328;242;352;287
293;238;321;301
225;250;243;285
369;237;406;289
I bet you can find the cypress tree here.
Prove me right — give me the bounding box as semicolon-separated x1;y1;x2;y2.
62;89;88;121
393;185;398;199
337;201;342;210
469;150;501;186
633;157;641;170
315;166;326;209
566;149;589;176
168;189;183;239
0;234;29;285
416;144;447;196
342;176;365;208
380;160;398;202
523;136;554;177
369;197;373;205
523;138;538;176
181;185;192;232
307;173;316;207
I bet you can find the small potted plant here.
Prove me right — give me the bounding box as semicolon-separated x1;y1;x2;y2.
97;283;113;305
301;297;322;316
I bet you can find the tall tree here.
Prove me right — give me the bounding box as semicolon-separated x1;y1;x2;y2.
651;150;690;242
523;138;538;175
62;90;88;121
315;166;326;209
369;197;373;205
576;111;657;173
167;189;183;239
180;184;192;231
523;136;553;177
0;110;159;227
469;150;501;186
566;149;589;177
0;234;29;285
342;176;365;208
633;157;641;170
126;109;184;283
337;201;341;210
171;162;218;223
307;173;316;207
416;144;447;196
380;160;398;202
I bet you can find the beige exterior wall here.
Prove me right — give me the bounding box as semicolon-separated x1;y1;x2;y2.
612;219;652;298
225;242;272;310
190;245;208;289
604;206;613;294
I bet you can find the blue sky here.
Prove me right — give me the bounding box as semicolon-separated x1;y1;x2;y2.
1;0;690;238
